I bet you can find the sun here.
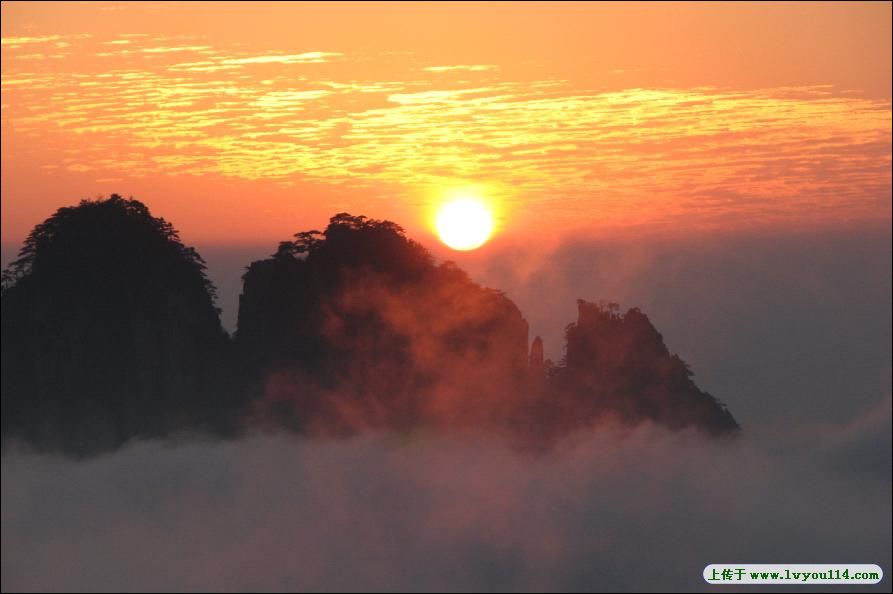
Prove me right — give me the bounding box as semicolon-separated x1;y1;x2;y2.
435;197;494;251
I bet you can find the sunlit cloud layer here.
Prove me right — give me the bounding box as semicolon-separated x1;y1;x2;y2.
2;33;890;232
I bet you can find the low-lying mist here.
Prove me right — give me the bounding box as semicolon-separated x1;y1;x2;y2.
3;401;890;592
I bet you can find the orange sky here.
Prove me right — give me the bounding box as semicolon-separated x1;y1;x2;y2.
2;1;891;249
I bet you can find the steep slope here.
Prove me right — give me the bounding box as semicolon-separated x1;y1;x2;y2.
1;195;235;453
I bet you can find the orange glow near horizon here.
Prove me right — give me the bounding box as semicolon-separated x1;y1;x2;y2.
2;2;891;251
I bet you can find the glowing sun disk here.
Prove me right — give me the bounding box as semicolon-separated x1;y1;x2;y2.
435;197;494;251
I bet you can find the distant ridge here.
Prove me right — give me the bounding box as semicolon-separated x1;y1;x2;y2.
2;196;738;455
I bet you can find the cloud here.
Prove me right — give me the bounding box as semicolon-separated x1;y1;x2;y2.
141;45;213;54
2;34;889;230
220;52;342;65
2;411;889;592
1;35;63;47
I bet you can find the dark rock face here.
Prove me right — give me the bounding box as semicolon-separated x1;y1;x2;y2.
1;195;235;454
2;199;738;455
545;300;739;435
236;213;530;433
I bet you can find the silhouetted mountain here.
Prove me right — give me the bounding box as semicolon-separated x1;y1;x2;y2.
1;195;238;455
541;300;739;436
2;198;738;455
237;213;737;439
236;213;530;433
